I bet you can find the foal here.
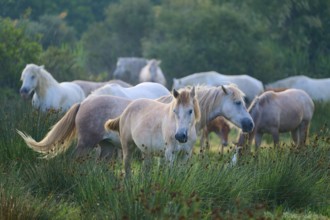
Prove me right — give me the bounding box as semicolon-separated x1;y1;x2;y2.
105;88;200;174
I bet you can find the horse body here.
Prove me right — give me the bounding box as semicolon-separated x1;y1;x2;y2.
18;84;254;163
139;59;167;86
19;64;85;112
265;75;330;101
238;89;314;149
72;79;131;96
172;71;264;104
90;82;170;99
200;116;230;153
112;57;148;85
105;88;200;173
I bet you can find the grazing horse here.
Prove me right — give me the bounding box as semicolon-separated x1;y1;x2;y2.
104;88;200;174
139;59;167;86
237;89;314;149
72;79;131;96
172;71;264;105
90;82;170;99
265;75;330;101
17;84;254;161
200;116;231;153
112;57;148;85
19;64;85;112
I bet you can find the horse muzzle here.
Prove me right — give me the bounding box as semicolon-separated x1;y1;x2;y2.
241;117;254;133
175;130;188;143
19;87;31;99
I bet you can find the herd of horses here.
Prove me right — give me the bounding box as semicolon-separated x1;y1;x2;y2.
17;58;326;172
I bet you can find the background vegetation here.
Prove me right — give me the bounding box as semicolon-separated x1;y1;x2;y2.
1;0;330;95
1;0;330;218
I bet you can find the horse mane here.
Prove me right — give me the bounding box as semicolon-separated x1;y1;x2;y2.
24;64;58;84
248;90;275;112
156;94;173;103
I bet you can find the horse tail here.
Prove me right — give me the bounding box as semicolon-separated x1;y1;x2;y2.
104;117;120;133
17;103;80;159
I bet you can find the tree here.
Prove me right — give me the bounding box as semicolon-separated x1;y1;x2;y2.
0;0;116;35
82;0;154;76
0;18;42;97
39;46;88;82
19;14;77;49
143;0;274;83
245;0;330;78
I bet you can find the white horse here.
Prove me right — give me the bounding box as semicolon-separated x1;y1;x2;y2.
172;71;264;105
112;57;148;85
265;75;330;101
90;82;170;99
19;64;85;112
139;59;167;86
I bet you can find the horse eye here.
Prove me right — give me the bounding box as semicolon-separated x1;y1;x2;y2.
188;109;193;114
235;101;241;105
31;75;35;80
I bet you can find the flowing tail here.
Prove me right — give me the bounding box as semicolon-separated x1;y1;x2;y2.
104;117;120;133
17;103;80;159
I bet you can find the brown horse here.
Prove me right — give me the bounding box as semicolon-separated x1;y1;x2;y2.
200;116;231;153
104;88;200;174
237;89;314;149
17;84;254;160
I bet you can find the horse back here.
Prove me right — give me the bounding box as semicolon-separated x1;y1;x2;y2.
270;89;314;127
76;95;132;136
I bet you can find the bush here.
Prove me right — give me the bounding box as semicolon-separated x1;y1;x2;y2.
0;18;42;96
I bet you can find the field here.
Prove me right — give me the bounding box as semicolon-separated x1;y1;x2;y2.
0;97;329;219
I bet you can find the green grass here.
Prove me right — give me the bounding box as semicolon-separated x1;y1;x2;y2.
1;97;329;219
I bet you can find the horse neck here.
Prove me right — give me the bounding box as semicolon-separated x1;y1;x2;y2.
35;70;59;99
196;88;224;130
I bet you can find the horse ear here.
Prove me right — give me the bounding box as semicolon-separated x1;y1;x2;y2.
221;85;228;95
190;86;195;98
38;65;45;71
173;89;179;98
157;60;162;65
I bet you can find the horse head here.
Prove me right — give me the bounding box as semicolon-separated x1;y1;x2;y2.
19;64;44;99
219;84;254;133
172;87;200;143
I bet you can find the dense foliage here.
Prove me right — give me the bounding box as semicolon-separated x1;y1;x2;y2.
1;0;330;94
0;18;42;97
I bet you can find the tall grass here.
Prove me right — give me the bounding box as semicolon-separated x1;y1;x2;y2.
0;97;329;219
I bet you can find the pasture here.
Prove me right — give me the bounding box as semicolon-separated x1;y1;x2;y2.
1;96;329;219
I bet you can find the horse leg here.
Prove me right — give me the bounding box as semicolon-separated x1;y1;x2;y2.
165;146;176;167
122;141;134;176
142;153;152;172
271;131;280;148
254;132;263;151
291;129;299;147
200;127;209;152
181;147;192;165
297;120;310;147
99;140;122;161
73;142;94;160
